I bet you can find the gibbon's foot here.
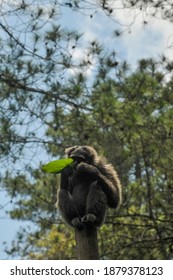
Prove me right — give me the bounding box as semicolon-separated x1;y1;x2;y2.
81;214;97;225
71;217;84;230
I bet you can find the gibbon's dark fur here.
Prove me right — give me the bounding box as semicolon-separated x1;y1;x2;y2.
56;146;122;229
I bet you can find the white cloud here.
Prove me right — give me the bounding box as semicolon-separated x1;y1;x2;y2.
81;7;173;65
62;7;173;76
118;12;173;62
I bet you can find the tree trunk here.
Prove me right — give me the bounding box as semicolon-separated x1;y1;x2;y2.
75;227;99;259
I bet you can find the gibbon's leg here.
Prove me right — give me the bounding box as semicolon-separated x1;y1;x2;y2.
82;181;107;227
76;161;121;209
57;189;84;229
56;169;84;229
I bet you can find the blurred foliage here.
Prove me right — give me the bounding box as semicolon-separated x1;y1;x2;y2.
0;1;173;260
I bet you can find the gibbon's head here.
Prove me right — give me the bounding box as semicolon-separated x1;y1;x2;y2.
65;145;98;165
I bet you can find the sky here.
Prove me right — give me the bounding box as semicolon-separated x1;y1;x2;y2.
58;4;173;66
0;1;173;259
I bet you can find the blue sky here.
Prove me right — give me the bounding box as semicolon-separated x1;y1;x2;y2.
0;2;173;259
59;4;173;63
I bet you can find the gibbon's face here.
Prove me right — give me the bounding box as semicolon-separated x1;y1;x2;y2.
68;146;93;164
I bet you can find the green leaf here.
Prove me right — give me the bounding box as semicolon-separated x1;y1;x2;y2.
41;158;73;174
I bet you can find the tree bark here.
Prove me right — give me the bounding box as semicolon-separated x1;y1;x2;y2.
75;227;99;259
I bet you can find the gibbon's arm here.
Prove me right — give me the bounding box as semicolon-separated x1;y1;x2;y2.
96;173;121;208
76;162;121;208
60;166;73;190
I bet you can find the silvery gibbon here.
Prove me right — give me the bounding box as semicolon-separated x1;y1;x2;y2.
56;146;122;230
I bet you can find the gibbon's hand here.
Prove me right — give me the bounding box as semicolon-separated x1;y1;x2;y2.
76;162;100;177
